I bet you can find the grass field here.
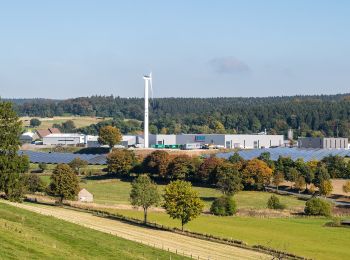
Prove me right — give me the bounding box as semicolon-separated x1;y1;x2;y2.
0;202;185;260
93;208;350;260
79;178;305;210
20;116;110;129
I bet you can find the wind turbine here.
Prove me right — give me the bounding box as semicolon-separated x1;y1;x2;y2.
143;73;152;148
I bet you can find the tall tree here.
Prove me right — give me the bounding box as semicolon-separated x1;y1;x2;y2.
242;159;273;190
130;174;160;223
319;180;333;197
98;126;122;151
167;155;195;180
197;157;223;184
215;162;243;195
106;149;136;175
272;171;284;191
0;101;29;202
49;164;79;203
163;180;204;231
142;150;170;178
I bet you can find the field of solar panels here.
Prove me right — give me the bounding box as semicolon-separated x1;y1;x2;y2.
218;147;350;162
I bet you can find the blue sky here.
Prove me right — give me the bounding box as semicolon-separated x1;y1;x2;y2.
0;1;349;98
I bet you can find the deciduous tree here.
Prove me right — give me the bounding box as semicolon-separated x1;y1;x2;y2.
215;162;243;195
30;118;41;127
242;159;273;190
69;157;88;175
167;155;195;180
197;157;223;184
107;149;136;175
272;171;284;191
319;180;333;197
142;150;170;178
0;101;30;202
98;126;122;151
49;164;79;203
342;180;350;194
130;174;160;223
163;180;204;231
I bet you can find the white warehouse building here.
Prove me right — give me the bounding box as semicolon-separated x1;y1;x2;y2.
43;133;86;146
148;134;284;149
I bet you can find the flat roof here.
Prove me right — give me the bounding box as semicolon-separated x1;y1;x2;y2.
45;133;85;138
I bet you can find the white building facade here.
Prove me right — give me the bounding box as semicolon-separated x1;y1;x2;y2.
43;133;85;146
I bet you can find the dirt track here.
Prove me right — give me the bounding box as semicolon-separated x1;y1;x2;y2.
2;200;270;260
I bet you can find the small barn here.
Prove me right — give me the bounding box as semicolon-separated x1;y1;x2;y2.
78;189;93;202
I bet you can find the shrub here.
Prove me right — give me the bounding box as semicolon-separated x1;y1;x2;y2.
210;196;237;216
38;162;47;173
267;195;286;210
304;198;331;216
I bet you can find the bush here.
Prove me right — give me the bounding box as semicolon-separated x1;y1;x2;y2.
210;196;237;216
38;162;47;173
304;198;331;216
267;195;286;210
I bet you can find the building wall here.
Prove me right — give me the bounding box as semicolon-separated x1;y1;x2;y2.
174;134;283;149
224;135;284;149
323;138;348;149
176;134;226;146
298;137;349;149
43;136;82;146
151;134;177;145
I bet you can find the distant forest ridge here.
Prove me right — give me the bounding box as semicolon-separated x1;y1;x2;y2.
5;94;350;137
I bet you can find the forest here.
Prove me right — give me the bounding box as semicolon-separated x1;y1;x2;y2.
7;94;350;137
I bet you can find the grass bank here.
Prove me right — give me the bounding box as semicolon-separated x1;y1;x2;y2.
0;202;185;260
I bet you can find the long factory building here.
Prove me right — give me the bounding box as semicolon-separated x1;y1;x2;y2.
40;132;284;149
148;134;284;149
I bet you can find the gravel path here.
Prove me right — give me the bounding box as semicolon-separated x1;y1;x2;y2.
2;200;270;260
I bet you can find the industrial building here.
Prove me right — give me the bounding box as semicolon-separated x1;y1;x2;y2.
43;133;86;146
146;134;284;149
298;137;349;149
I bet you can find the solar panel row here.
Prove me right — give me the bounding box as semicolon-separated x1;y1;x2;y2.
19;150;107;165
216;148;350;162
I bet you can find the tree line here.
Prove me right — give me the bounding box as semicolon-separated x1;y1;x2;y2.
8;93;350;137
106;149;350;197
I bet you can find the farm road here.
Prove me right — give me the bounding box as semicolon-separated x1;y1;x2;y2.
2;200;270;260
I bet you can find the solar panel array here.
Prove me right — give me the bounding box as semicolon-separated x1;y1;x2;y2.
216;147;350;162
19;150;107;165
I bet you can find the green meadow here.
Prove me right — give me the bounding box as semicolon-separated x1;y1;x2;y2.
0;202;185;260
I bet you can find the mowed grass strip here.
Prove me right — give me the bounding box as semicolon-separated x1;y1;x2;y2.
80;178;305;209
96;208;350;260
0;202;185;260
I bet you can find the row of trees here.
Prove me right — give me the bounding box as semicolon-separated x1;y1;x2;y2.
106;149;350;198
130;175;203;230
11;94;350;137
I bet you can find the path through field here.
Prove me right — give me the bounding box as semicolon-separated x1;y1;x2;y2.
2;200;270;260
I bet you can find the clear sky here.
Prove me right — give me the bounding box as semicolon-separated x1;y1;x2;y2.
1;1;349;98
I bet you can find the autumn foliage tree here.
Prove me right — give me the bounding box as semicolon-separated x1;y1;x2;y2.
242;159;273;190
142;150;170;178
107;149;136;175
343;180;350;195
167;155;195;180
98;126;122;151
197;157;223;184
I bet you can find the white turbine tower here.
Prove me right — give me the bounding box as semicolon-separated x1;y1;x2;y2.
143;73;152;148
